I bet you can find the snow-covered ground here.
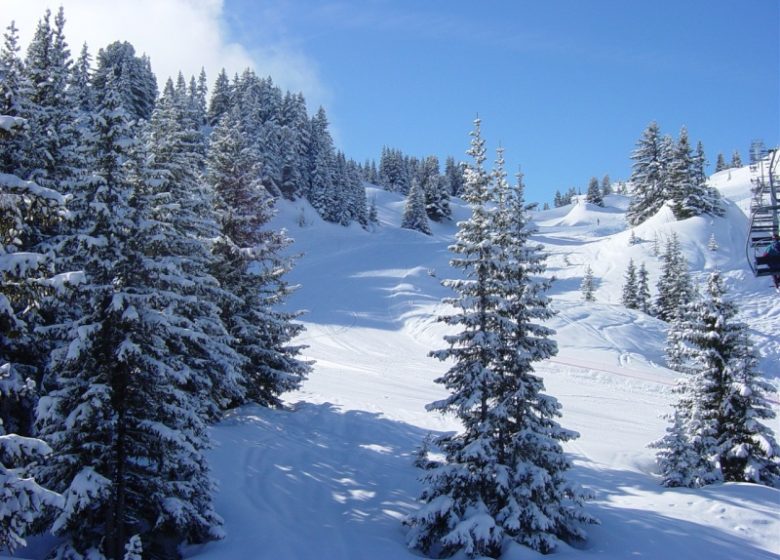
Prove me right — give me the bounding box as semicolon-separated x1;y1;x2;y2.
20;168;780;560
179;167;780;560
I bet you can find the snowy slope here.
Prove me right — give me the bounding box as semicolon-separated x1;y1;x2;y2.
20;173;778;560
179;171;780;560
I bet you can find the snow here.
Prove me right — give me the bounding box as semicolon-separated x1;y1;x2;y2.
0;116;25;132
22;170;780;559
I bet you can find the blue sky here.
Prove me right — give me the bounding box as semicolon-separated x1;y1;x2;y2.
3;1;779;204
223;0;779;203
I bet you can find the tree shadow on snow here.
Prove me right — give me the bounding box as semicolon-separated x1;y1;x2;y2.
202;405;777;560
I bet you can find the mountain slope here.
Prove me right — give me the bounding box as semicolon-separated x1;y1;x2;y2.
178;168;780;560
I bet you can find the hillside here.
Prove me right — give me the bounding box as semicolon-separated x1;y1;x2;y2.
179;166;780;560
21;167;779;560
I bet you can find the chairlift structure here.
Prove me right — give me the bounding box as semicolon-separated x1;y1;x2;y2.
747;148;780;276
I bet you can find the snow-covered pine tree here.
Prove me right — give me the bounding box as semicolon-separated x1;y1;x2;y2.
0;432;62;553
581;265;595;302
421;155;451;221
346;158;369;227
621;259;638;309
655;233;693;322
70;43;94;117
207;109;310;408
145;77;245;418
0;127;66;436
0;106;64;554
719;330;780;486
401;178;431;235
693;141;723;217
601;174;612;196
707;233;718;251
669;130;722;219
307;107;341;221
666;126;696;219
636;262;651;314
92;41;157;122
585;176;603;206
715;153;727;172
19;7;82;196
35;72;223;559
654;272;780;488
730;150;742;168
444;155;464;196
627;122;667;226
405;122;593;558
207;68;232;126
649;408;702;488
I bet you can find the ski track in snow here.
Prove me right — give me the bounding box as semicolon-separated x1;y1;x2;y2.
11;182;755;560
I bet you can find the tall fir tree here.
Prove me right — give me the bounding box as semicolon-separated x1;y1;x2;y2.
655;233;693;322
401;178;432;235
730;150;742;168
207;109;311;408
0;107;64;553
421;155;451;221
653;272;780;488
405;122;593;558
581;265;596;302
715;153;727;172
601;174;612;197
621;259;638;309
145;78;246;419
627;122;667;226
92;41;157;122
35;72;223;559
585;176;603;206
636;262;651;314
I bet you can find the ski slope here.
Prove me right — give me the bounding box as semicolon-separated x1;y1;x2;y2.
180;168;780;560
20;169;778;560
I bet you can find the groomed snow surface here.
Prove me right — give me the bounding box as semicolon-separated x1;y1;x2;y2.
22;173;780;559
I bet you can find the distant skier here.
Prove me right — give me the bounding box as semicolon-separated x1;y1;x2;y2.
765;233;780;290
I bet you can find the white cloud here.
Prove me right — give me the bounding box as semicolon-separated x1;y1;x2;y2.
0;0;329;107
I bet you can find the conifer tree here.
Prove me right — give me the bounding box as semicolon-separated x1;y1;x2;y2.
92;41;157;121
601;174;612;196
655;233;693;322
730;150;742;168
581;265;595;302
621;259;638;309
401;178;432;235
627;122;667;226
19;7;82;196
654;272;780;488
207;109;310;408
0;102;64;554
405;122;593;558
35;72;223;559
585;176;603;206
145;78;245;418
636;262;651;314
444;155;464;196
421;155;450;221
208;68;232;126
707;233;718;251
715;153;727;172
